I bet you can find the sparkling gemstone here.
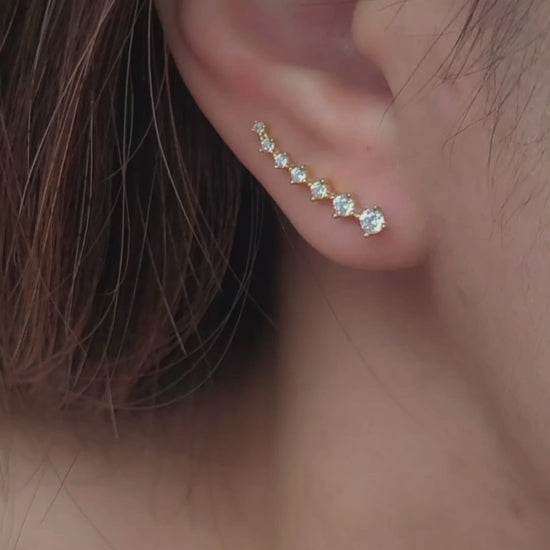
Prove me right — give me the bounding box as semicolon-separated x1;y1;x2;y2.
359;208;386;236
333;194;356;217
291;166;309;184
253;121;266;134
274;153;290;169
310;180;331;200
261;138;275;153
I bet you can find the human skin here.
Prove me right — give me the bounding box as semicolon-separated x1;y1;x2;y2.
5;0;550;548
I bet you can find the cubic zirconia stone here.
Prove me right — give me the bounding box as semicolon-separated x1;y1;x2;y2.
261;138;275;153
291;167;308;184
310;180;331;200
253;121;266;134
274;153;290;169
359;208;386;236
333;194;356;217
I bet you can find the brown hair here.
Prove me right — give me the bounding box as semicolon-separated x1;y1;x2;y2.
0;0;277;413
0;0;532;415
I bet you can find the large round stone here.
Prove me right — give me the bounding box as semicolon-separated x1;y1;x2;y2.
359;208;386;236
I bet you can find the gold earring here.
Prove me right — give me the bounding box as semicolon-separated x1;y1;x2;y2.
252;121;387;238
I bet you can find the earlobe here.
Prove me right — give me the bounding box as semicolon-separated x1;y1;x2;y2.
155;0;432;271
248;116;428;271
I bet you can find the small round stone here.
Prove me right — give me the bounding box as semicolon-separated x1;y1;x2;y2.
253;121;266;134
333;194;356;217
274;153;290;169
261;138;275;153
291;166;309;184
359;208;386;236
310;180;331;200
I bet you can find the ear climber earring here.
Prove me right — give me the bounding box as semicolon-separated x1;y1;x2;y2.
252;121;387;238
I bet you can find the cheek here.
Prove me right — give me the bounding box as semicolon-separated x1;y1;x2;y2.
394;68;495;323
412;67;550;370
397;72;493;244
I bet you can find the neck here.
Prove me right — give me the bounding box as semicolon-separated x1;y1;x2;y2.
7;235;550;550
268;234;550;549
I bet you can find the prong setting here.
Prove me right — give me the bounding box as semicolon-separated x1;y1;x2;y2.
359;207;387;237
290;166;309;184
333;194;357;218
274;153;291;169
260;137;276;153
253;121;267;135
310;180;333;201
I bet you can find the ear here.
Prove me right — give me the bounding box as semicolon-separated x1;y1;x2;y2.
153;0;459;271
